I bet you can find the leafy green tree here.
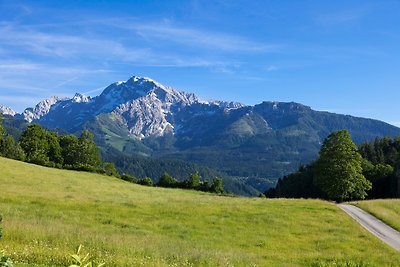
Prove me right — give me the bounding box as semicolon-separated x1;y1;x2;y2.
120;173;138;183
59;134;80;166
0;135;25;160
0;114;5;137
104;162;119;177
314;130;371;202
157;172;178;188
185;172;201;189
210;176;224;194
139;177;153;186
19;124;62;167
19;124;51;165
46;132;63;167
60;131;101;170
0;135;14;158
76;130;101;169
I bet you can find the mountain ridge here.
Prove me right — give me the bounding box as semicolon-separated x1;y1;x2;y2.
2;75;399;195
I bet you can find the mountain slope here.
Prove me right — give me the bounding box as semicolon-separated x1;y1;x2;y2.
7;76;400;195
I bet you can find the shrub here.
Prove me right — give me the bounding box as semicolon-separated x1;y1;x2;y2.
157;172;178;188
210;177;224;194
120;173;138;183
103;162;119;177
138;177;153;186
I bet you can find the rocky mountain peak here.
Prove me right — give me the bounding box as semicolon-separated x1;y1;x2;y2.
0;105;16;116
72;93;91;103
22;96;67;122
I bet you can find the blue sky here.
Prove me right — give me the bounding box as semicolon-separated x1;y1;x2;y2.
1;0;400;126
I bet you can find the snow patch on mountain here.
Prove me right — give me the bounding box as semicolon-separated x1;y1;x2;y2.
72;93;91;103
22;96;68;122
0;105;16;116
10;75;247;138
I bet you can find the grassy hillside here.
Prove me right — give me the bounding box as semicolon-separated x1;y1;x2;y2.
353;199;400;232
0;157;399;266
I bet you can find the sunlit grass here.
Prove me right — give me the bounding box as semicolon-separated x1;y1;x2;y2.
352;199;400;232
0;157;399;266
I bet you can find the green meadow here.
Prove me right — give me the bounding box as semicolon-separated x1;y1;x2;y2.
0;157;399;266
353;199;400;232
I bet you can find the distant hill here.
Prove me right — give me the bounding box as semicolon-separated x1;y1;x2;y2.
2;75;400;195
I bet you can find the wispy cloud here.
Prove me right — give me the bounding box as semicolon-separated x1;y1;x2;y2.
315;7;372;26
83;87;107;95
131;23;277;53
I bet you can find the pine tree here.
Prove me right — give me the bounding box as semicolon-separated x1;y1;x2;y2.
314;130;371;202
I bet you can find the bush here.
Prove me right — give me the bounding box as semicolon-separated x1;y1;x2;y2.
210;177;224;194
104;162;119;177
138;177;153;186
120;173;138;183
157;172;178;188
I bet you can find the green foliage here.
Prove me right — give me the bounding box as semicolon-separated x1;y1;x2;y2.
19;124;60;166
69;245;104;267
0;115;25;161
358;136;400;198
103;162;119;177
265;164;322;198
157;172;178;188
59;131;102;171
184;172;201;189
60;134;80;166
210;176;224;194
120;173;138;183
0;250;14;267
77;131;102;168
102;147;245;194
0;114;4;137
138;177;153;186
314;130;371;202
0;214;2;240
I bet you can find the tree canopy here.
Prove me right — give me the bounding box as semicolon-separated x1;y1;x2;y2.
314;130;371;202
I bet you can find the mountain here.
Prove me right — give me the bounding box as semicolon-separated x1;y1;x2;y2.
0;105;16;116
7;76;400;195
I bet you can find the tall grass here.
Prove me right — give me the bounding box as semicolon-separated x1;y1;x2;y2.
0;157;399;266
353;199;400;231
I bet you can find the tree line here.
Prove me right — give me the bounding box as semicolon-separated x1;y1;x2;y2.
0;114;225;194
120;171;224;194
265;130;400;201
0;117;116;174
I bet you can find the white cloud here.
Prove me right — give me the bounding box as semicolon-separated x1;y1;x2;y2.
315;7;372;26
